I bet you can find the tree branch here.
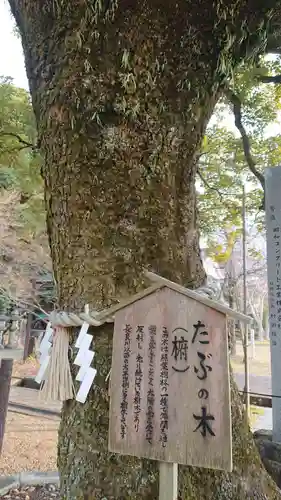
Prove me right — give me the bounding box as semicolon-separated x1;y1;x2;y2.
265;31;281;55
0;132;37;150
235;264;266;282
197;169;224;201
0;286;48;318
224;86;265;209
258;74;281;84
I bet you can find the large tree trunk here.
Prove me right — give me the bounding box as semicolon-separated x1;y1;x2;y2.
9;1;281;498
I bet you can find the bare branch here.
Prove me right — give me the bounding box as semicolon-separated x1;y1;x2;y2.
3;144;33;153
235;263;266;282
0;132;36;150
224;86;265;209
0;288;48;318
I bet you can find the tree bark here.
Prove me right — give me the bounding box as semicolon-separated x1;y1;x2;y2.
23;313;32;361
228;289;237;356
8;1;281;498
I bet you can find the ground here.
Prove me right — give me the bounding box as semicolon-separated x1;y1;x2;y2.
231;340;271;377
231;339;272;439
1;359;58;476
2;484;59;499
12;357;39;381
0;411;58;476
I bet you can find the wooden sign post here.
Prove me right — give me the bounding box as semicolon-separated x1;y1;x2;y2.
0;315;23;455
108;277;251;498
159;462;178;500
265;165;281;442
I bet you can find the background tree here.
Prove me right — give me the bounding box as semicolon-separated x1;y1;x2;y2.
7;1;281;499
206;224;267;349
0;77;51;310
198;56;281;238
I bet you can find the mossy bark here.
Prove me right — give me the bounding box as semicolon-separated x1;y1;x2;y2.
8;0;281;498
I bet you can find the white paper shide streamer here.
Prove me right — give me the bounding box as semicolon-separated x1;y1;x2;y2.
35;322;53;385
74;321;97;404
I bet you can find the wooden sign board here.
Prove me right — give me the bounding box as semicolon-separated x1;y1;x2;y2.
109;286;232;471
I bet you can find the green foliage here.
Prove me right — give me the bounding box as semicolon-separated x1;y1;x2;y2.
198;55;281;240
0;76;45;237
206;227;240;265
0;77;50;301
0;292;10;313
0;75;36;152
0;165;17;188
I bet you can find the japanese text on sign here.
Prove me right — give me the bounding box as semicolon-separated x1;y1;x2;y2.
109;287;232;470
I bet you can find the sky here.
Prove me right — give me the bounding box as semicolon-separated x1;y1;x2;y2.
0;1;29;90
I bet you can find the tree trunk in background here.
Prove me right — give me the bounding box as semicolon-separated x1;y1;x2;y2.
249;294;265;342
9;1;281;498
228;291;237;356
23;313;32;361
258;323;264;342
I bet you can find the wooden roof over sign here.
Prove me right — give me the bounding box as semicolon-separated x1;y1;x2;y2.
145;272;252;323
95;271;252;325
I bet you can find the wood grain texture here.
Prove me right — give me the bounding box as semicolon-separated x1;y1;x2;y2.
108;286;232;471
146;271;252;323
159;462;178;500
